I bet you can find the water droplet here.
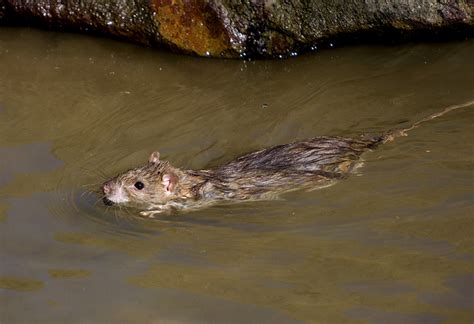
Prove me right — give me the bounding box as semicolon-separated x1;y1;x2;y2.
107;21;113;26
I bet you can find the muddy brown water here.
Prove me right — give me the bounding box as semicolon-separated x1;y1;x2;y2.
0;28;473;323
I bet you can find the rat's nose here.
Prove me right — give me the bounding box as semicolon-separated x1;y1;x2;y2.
102;181;113;195
102;181;115;206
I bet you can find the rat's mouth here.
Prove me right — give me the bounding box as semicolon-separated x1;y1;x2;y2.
103;197;115;206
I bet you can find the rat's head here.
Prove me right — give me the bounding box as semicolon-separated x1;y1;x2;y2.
101;151;179;207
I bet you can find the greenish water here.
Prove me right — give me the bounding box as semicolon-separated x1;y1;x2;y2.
0;28;473;323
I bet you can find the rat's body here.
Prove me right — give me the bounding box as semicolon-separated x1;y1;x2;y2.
101;101;473;217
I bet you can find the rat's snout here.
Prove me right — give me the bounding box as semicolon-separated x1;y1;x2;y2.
102;180;116;206
101;179;129;206
102;180;114;195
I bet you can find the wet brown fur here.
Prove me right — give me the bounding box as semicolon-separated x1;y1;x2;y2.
102;100;474;215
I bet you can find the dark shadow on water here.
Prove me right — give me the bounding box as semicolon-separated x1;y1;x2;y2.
0;142;63;188
421;274;474;310
345;308;445;324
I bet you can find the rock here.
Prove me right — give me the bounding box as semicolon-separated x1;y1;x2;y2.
1;0;473;58
0;1;159;46
0;0;6;20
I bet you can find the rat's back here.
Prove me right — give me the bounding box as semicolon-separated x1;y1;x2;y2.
217;136;377;176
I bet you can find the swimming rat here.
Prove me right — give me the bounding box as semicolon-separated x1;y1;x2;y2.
101;100;473;217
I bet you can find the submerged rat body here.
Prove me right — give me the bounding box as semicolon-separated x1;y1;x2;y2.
101;101;473;216
102;137;375;216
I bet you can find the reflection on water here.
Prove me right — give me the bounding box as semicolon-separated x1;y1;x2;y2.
0;277;44;292
0;28;473;322
48;269;91;279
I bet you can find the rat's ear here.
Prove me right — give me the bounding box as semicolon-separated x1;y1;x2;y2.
149;151;160;164
162;172;178;194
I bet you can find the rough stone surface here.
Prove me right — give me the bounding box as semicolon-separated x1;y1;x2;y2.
0;0;159;45
0;0;5;20
0;0;473;58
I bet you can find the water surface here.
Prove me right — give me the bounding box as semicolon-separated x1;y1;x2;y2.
1;28;473;323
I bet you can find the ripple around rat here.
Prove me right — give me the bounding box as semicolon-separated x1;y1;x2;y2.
47;186;166;237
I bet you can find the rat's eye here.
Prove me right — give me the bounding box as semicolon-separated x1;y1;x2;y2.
134;181;144;190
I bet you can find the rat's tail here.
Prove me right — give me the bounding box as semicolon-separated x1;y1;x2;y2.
372;99;474;145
